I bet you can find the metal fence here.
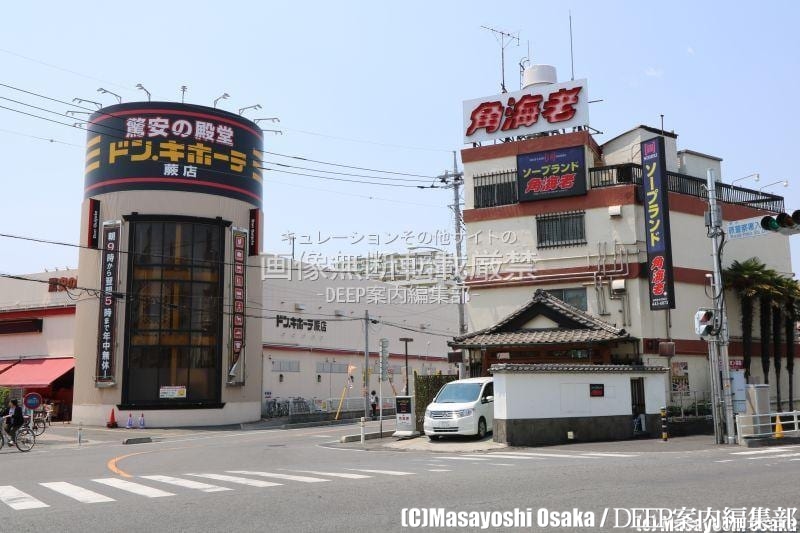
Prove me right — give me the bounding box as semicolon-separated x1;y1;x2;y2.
262;396;396;418
668;390;713;418
736;410;800;440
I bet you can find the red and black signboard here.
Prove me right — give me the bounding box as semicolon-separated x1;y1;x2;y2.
84;102;264;207
517;146;587;202
640;137;675;310
97;223;120;383
589;384;604;397
87;199;101;248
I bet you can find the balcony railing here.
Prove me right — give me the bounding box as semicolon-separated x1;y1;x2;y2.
472;164;784;213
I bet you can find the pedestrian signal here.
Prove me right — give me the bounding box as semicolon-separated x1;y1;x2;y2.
694;308;715;338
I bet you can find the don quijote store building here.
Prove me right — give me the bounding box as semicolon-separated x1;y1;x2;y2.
450;65;799;444
70;102;265;426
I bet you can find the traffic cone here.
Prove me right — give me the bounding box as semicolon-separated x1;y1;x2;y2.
138;413;145;429
775;416;784;439
126;413;133;429
106;408;118;428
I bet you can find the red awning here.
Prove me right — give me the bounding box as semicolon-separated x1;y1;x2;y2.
0;361;17;374
0;358;74;388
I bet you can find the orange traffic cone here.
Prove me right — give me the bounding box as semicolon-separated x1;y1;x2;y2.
138;413;145;429
775;416;784;439
126;413;133;429
106;408;118;428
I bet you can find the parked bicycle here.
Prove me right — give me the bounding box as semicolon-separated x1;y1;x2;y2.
23;413;47;437
1;423;35;452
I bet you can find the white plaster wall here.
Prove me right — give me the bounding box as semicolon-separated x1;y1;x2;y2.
494;371;667;420
0;315;74;358
71;401;261;427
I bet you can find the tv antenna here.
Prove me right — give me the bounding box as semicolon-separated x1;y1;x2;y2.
481;25;519;93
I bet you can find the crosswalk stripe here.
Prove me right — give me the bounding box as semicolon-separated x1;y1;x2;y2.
0;486;49;510
470;454;543;460
580;453;639;458
290;470;372;479
227;471;329;483
747;452;800;460
345;469;414;476
187;473;281;487
40;482;115;503
491;451;594;459
427;469;451;472
92;478;175;498
731;446;800;455
140;475;232;492
438;456;490;461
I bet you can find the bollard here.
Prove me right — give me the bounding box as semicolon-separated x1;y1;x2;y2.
360;417;365;444
660;407;668;442
78;421;83;446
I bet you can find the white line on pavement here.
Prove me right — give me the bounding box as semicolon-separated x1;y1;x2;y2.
40;482;115;503
438;456;490;461
0;486;49;510
140;475;232;492
580;453;640;457
730;446;800;455
186;473;282;487
92;478;174;498
747;452;800;460
346;469;414;476
290;470;372;479
227;471;329;483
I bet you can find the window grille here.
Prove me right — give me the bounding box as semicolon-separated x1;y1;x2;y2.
272;360;300;372
536;211;586;248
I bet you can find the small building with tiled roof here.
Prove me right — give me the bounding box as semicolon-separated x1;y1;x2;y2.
449;289;639;376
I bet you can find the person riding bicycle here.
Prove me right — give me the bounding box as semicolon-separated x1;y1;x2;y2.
3;399;24;445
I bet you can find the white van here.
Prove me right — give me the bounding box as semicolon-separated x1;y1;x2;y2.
423;377;493;440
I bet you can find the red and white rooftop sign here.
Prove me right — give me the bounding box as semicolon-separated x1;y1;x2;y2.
462;79;589;144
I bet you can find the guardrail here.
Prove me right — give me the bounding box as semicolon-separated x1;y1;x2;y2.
736;410;800;442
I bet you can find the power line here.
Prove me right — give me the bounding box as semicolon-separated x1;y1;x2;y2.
263;150;437;179
264;160;433;183
262;166;440;189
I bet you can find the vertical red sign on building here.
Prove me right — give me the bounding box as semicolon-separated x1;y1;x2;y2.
96;223;120;383
229;229;248;383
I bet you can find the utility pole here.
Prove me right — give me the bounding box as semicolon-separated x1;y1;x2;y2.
706;169;737;444
364;310;370;419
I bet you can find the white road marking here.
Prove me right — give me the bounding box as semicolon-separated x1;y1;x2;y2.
0;486;49;510
438;456;490;461
489;463;514;466
491;451;594;459
730;446;800;455
427;469;451;472
473;454;543;460
714;460;734;463
227;471;329;483
140;475;232;492
92;478;174;498
346;469;414;476
580;453;639;458
290;470;372;479
747;452;800;460
40;482;115;503
186;473;281;487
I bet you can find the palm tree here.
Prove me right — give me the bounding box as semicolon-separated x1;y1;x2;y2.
724;258;770;382
783;278;799;411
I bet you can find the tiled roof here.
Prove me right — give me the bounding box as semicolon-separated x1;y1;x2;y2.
489;363;667;374
450;289;630;348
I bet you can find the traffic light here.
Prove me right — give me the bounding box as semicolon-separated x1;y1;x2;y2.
379;338;389;381
760;210;800;235
694;308;715;338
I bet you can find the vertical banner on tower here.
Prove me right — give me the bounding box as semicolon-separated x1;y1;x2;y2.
87;199;101;249
228;228;248;384
96;222;120;384
640;137;676;310
248;208;261;257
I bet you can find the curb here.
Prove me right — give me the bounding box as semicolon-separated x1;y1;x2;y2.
340;430;396;443
122;437;153;445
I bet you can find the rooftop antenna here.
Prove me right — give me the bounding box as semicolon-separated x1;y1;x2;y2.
180;85;187;103
569;11;575;81
481;25;519;93
518;40;531;90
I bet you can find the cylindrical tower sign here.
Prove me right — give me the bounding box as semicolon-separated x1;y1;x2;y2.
85;102;263;207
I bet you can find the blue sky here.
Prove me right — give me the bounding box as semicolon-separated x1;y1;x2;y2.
1;1;798;276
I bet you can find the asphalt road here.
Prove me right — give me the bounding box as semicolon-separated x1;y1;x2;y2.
0;421;796;532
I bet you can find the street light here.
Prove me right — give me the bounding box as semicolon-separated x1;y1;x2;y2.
238;104;262;116
97;87;122;104
729;173;759;187
758;180;788;193
399;337;413;395
135;83;151;102
213;92;230;108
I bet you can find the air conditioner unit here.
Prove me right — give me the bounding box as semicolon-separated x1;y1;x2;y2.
611;279;626;294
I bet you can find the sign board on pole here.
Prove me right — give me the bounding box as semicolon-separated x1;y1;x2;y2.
392;396;419;438
23;392;43;410
726;217;768;241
